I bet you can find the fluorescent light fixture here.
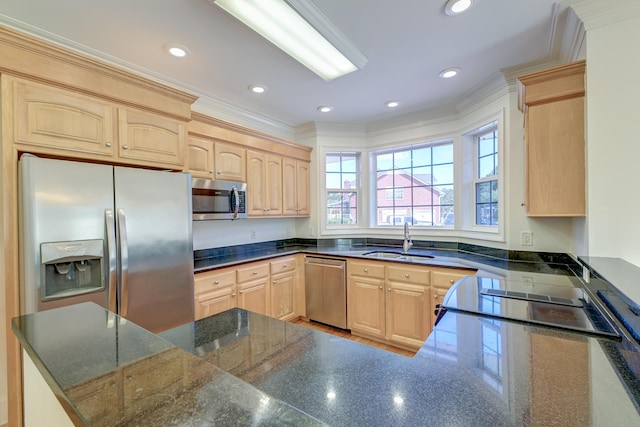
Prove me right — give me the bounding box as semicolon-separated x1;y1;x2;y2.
212;0;367;80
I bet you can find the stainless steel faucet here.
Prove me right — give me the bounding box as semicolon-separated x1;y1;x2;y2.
403;221;413;254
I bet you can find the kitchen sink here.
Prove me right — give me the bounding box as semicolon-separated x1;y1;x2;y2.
362;251;404;259
362;251;435;262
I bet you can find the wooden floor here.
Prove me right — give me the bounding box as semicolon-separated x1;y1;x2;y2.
291;318;416;358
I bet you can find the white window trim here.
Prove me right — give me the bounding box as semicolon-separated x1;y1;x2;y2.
322;150;362;230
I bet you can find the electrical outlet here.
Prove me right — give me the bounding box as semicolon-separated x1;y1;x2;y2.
522;276;534;287
286;229;292;237
308;226;314;236
250;230;256;240
521;231;533;246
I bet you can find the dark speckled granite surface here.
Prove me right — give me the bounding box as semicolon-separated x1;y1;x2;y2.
12;303;325;426
162;308;640;426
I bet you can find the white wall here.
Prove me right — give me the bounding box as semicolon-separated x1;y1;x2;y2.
571;1;640;302
193;217;305;250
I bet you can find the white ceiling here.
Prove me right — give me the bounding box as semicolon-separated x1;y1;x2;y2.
0;0;578;131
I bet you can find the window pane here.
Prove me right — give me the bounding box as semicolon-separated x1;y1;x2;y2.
342;173;357;189
411;186;434;205
341;156;357;173
394;150;412;169
377;153;393;171
479;155;495;178
433;163;454;185
433;144;453;164
327;191;357;225
413;147;431;167
413;166;431;184
326;173;342;189
476;181;492;203
326;155;342;172
479;134;496;157
475;180;498;226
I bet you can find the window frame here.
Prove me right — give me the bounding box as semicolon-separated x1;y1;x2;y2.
474;124;499;227
324;151;360;227
371;140;454;228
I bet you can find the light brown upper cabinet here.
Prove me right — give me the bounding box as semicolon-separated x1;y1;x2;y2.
7;76;186;168
187;138;247;182
214;142;246;182
282;158;310;216
517;60;586;217
247;150;283;216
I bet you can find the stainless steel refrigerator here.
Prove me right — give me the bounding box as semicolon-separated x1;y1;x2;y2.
19;154;194;333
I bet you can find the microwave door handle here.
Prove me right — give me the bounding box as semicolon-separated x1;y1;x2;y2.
117;208;130;317
105;209;117;313
231;187;239;219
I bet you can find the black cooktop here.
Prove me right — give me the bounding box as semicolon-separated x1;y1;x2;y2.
443;275;620;339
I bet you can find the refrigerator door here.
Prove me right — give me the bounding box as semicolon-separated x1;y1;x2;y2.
19;155;114;314
114;166;194;333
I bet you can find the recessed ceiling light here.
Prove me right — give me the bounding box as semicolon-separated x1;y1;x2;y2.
248;84;268;94
317;105;333;113
165;44;190;58
444;0;476;16
439;67;460;79
385;100;400;108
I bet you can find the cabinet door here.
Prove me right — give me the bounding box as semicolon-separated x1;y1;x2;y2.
386;281;430;349
194;285;237;320
271;272;296;321
238;279;268;316
187;136;214;179
266;154;283;215
214;142;246;182
247;151;282;216
118;108;186;167
525;97;585;216
9;76;115;157
348;275;385;338
282;158;310;216
295;161;310;216
247;150;267;215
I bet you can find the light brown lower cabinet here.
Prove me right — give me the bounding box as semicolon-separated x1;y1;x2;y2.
194;255;302;321
348;259;476;350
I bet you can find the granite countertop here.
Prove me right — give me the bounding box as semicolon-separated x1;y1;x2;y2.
160;307;640;426
12;303;325;426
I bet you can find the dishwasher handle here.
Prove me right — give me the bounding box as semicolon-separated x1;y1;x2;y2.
305;257;345;269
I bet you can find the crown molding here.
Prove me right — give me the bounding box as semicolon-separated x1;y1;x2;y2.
571;0;640;31
192;95;295;141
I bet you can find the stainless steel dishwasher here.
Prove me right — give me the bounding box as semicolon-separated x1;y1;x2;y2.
304;256;347;329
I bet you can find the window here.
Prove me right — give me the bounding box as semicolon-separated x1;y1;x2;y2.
325;152;358;225
374;142;454;226
475;126;498;226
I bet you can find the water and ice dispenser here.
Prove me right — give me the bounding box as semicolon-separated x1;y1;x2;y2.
40;239;105;300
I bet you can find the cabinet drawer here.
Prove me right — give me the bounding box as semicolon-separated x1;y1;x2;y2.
237;262;270;283
387;264;430;285
348;260;385;279
270;256;297;275
195;269;236;294
431;268;476;289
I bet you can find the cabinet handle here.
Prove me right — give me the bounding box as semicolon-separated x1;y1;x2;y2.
434;294;439;299
449;279;454;284
364;268;368;273
379;285;383;289
252;271;258;275
217;171;222;174
283;265;288;268
405;273;409;278
214;280;220;284
106;142;112;147
387;288;391;292
209;170;214;173
273;280;277;284
122;145;129;150
231;293;237;297
239;290;244;294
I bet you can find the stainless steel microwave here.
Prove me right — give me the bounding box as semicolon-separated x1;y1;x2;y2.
192;179;247;220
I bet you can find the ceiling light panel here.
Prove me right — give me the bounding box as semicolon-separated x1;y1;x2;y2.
213;0;367;81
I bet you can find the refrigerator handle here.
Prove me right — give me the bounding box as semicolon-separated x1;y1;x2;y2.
105;209;117;313
117;208;130;317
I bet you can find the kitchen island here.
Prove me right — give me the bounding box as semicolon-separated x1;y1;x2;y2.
13;299;640;426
